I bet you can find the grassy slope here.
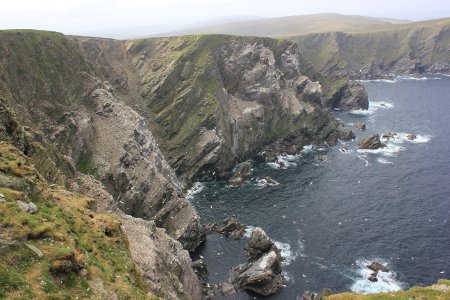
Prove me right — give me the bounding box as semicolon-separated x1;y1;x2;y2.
0;142;154;299
326;279;450;300
292;18;450;76
159;13;410;37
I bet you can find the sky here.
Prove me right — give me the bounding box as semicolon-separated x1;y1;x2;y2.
0;0;449;37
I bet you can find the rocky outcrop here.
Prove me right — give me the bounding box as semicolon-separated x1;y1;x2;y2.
228;228;285;296
205;216;247;239
121;215;202;300
358;134;386;150
332;80;369;110
74;77;205;250
228;161;252;186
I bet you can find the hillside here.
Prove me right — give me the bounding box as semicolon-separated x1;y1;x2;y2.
293;18;450;78
158;13;411;37
156;14;450;78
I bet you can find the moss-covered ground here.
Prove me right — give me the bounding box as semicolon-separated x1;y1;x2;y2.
0;142;156;299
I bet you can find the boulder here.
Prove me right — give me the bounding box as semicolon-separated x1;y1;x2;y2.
358;134;386;150
316;155;327;161
228;162;252;186
16;200;38;214
354;122;366;131
406;134;417;141
0;193;5;203
191;259;208;282
382;132;397;141
205;217;247;239
337;125;356;141
230;250;284;296
367;261;389;272
245;227;277;260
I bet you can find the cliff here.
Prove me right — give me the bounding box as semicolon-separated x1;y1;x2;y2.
0;29;359;298
293;18;450;78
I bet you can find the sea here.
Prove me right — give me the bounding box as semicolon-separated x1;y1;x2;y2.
187;74;450;299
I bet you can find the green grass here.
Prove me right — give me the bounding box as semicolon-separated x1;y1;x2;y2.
0;143;154;299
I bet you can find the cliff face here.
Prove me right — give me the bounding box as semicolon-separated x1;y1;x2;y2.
293;19;450;78
0;30;359;298
127;35;356;181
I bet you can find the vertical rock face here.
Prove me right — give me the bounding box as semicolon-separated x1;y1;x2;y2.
128;36;353;181
76;77;204;250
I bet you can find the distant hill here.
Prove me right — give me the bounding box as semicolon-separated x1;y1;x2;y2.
156;13;412;37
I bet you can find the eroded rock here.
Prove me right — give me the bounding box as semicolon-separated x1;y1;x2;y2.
358;134;386;149
205;217;247;239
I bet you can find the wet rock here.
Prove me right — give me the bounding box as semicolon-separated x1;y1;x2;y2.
367;261;389;272
354;122;366;131
17;200;38;214
368;274;378;282
192;259;208;282
230;250;284;296
382;132;397;141
358;134;386;150
337;125;356;141
256;176;280;187
228;162;252;186
220;282;237;296
316;155;327;161
333;80;369;110
205;217;247;239
406;134;417;141
245;227;277;260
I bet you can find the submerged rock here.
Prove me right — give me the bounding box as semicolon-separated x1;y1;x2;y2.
354;122;366;131
358;134;386;150
406;134;417;141
367;261;390;273
382;132;397;141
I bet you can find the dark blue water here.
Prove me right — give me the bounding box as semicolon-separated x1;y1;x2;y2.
189;75;450;299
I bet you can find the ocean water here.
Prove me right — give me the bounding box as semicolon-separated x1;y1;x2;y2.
189;75;450;299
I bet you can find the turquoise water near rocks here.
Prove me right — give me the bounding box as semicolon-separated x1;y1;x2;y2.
189;75;450;299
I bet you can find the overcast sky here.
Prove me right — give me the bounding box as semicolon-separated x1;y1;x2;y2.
1;0;449;37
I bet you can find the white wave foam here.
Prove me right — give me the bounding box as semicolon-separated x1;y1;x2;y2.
358;79;397;83
350;259;403;294
357;144;404;157
377;158;394;165
301;145;314;154
185;182;205;200
349;101;394;116
274;241;298;266
381;132;431;145
254;177;280;188
267;154;299;169
243;225;256;238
